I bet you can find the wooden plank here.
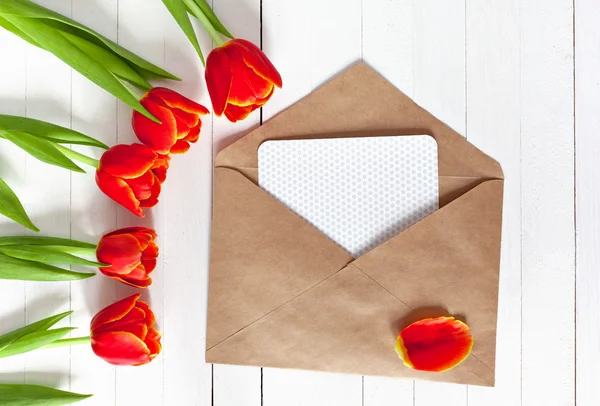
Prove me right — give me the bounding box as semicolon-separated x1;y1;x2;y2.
210;0;263;404
521;2;575;406
575;1;600;405
21;0;73;393
162;6;213;405
465;1;522;405
0;9;29;386
362;0;415;402
260;0;362;404
68;1;119;405
413;1;467;404
114;1;167;404
263;369;362;406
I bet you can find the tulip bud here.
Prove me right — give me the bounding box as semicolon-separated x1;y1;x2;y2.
206;39;282;122
91;294;161;366
95;144;170;217
132;87;209;155
96;227;158;288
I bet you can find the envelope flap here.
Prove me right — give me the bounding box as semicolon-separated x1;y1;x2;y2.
206;167;353;349
216;63;503;180
206;265;495;386
353;179;504;371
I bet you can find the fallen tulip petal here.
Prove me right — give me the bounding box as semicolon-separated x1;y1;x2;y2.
395;316;474;372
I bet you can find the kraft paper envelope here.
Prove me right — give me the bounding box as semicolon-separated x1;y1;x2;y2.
206;63;504;386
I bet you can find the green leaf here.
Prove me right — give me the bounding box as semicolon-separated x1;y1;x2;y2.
0;115;108;149
162;0;205;65
1;14;157;122
0;384;91;406
0;253;95;281
0;0;179;81
0;236;96;249
1;131;84;173
0;15;40;47
0;178;39;232
0;311;72;353
0;245;104;267
192;0;234;38
0;328;74;359
60;31;152;91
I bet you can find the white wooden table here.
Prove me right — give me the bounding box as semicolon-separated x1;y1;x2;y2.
0;0;593;405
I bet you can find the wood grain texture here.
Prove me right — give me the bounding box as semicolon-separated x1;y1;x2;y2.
466;1;522;405
413;1;467;405
575;1;600;405
210;0;263;403
521;2;575;406
362;0;415;402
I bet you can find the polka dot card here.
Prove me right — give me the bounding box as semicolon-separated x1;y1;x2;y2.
258;135;439;258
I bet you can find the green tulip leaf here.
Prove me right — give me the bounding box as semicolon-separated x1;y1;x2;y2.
192;0;234;38
0;245;104;267
0;327;74;359
0;253;95;281
0;115;108;148
0;311;72;353
2;14;158;122
0;384;91;406
1;131;84;173
0;178;39;232
162;0;205;65
0;14;39;47
0;0;179;81
0;236;96;249
60;31;152;91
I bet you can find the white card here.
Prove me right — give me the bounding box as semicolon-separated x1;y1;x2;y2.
258;136;439;258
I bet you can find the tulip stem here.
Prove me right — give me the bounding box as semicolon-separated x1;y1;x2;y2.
55;145;100;168
184;0;224;47
43;336;91;349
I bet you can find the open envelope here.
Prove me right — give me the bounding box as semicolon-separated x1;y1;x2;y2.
206;63;504;386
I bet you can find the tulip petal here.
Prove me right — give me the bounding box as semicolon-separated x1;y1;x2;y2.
172;107;200;133
144;336;162;360
95;306;148;338
232;38;282;88
139;173;162;208
184;125;201;143
124;170;155;201
96;171;143;217
224;103;256;123
98;144;158;179
97;234;142;275
91;331;151;366
206;47;233;116
142;240;159;260
133;98;178;155
170;140;191;154
104;227;157;240
91;293;141;333
395;316;474;372
128;231;155;250
136;301;156;328
150;87;209;115
226;47;274;106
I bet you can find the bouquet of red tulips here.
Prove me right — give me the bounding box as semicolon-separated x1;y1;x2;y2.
0;0;282;402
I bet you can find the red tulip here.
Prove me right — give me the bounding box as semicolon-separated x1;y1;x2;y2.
91;294;161;366
96;144;169;217
205;38;282;122
96;227;158;288
132;87;209;154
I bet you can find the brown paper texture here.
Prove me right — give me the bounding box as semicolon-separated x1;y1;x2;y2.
206;63;504;386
